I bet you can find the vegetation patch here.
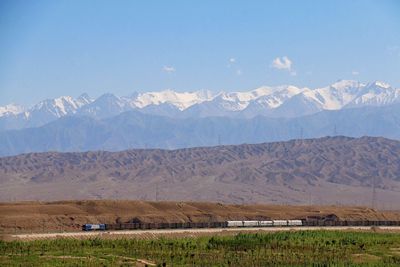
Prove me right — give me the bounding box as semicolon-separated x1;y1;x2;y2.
1;230;400;266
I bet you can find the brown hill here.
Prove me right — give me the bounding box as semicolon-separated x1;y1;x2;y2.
1;200;400;233
1;136;400;208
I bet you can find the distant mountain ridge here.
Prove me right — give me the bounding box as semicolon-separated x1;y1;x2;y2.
2;103;400;156
1;80;399;131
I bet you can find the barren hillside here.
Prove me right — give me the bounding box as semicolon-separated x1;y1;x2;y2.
1;136;400;207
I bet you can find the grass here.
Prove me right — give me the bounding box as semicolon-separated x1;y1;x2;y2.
1;230;400;266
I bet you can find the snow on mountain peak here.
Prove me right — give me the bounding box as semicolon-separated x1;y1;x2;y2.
132;89;214;110
330;80;363;90
299;80;366;110
77;93;93;104
249;85;306;109
0;103;24;116
370;81;391;89
1;80;399;126
30;95;93;118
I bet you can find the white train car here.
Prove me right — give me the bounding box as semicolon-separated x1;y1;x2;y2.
243;221;259;227
272;220;288;226
227;221;244;227
227;219;302;228
287;220;303;226
259;220;273;226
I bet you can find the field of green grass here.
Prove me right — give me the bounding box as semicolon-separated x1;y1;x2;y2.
1;230;400;266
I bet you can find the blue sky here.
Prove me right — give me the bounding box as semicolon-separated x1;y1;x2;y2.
0;0;399;106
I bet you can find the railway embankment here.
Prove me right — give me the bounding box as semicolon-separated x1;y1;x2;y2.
1;200;400;234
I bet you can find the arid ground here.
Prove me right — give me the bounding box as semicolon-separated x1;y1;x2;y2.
1;200;400;234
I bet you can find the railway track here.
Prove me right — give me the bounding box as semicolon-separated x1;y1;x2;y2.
82;220;400;231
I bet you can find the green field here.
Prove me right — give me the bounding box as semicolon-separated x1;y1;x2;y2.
1;230;400;266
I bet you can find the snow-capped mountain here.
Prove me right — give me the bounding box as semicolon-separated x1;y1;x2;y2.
78;93;129;119
0;104;25;117
346;81;400;108
132;89;214;110
0;94;93;131
1;80;399;131
29;95;93;118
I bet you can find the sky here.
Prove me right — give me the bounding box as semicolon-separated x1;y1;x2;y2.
0;0;399;106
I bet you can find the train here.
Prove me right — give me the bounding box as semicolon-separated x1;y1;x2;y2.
81;219;400;231
82;223;106;231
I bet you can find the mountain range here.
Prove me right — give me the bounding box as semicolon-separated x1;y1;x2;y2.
1;80;399;131
1;102;400;156
1;136;400;208
1;79;400;156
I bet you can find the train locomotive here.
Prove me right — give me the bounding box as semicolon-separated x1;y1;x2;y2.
82;223;106;231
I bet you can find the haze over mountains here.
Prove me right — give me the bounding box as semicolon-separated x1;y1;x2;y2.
1;80;400;156
1;136;400;208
